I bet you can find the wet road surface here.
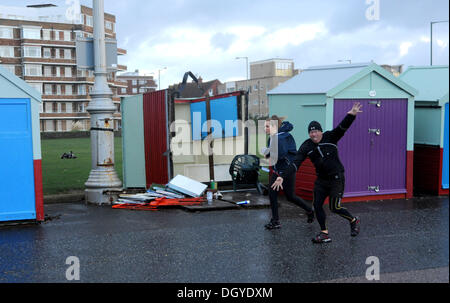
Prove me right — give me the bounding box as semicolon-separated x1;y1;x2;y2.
0;195;448;283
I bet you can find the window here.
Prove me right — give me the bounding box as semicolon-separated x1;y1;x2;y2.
64;49;71;59
0;46;15;57
65;67;72;77
78;84;86;95
0;26;13;39
86;15;93;27
253;84;258;91
44;66;52;76
42;29;51;40
65;85;72;95
45;84;53;95
43;48;51;58
22;27;41;39
1;64;15;75
132;80;137;85
139;88;146;93
23;46;41;58
139;80;146;85
24;64;42;76
132;88;137;93
55;48;60;59
105;21;113;30
55;67;60;77
29;83;42;94
121;88;127;94
56;85;62;95
64;31;71;41
276;62;292;70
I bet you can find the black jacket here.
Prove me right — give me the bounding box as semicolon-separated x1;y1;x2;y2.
281;114;356;179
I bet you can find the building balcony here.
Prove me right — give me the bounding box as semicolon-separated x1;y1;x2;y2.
22;57;77;65
40;112;90;118
117;64;127;71
117;48;127;55
21;39;76;47
42;94;91;100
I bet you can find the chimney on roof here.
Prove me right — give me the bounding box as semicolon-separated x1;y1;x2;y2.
198;76;203;83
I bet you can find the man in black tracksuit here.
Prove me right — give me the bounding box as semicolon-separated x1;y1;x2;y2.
271;102;362;243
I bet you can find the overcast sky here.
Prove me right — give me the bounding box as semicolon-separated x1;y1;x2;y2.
2;0;449;88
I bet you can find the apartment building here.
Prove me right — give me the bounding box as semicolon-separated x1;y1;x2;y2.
218;58;298;118
0;4;127;132
117;70;157;96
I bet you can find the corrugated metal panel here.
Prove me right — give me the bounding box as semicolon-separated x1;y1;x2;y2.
143;90;169;187
400;65;448;101
268;63;369;95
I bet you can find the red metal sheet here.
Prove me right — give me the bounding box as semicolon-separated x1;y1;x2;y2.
143;90;169;187
34;159;44;222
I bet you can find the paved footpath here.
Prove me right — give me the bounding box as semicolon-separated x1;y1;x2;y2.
0;195;448;283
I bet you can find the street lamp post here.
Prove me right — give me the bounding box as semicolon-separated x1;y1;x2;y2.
84;0;122;205
158;67;167;90
235;57;249;92
430;20;449;66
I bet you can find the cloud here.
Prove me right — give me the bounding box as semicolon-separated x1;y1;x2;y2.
399;42;413;57
263;23;328;49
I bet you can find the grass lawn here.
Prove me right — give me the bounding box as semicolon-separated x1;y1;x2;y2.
41;132;269;195
41;137;123;195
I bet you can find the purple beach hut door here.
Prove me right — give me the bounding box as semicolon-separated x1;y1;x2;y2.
334;99;407;197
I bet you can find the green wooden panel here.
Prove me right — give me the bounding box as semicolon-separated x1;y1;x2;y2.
414;107;441;146
121;95;146;188
333;72;413;99
268;94;327;144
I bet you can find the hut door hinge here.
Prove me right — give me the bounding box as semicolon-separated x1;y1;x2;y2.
368;128;381;135
368;100;381;107
368;185;380;193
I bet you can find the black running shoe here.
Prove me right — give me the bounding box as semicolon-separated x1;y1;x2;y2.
307;211;315;224
350;217;360;237
312;232;331;243
265;220;281;230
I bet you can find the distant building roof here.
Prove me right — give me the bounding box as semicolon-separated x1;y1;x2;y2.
170;79;221;98
400;65;449;102
267;62;370;95
250;58;294;65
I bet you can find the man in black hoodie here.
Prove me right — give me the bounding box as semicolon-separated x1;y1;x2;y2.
271;103;362;243
263;116;314;230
